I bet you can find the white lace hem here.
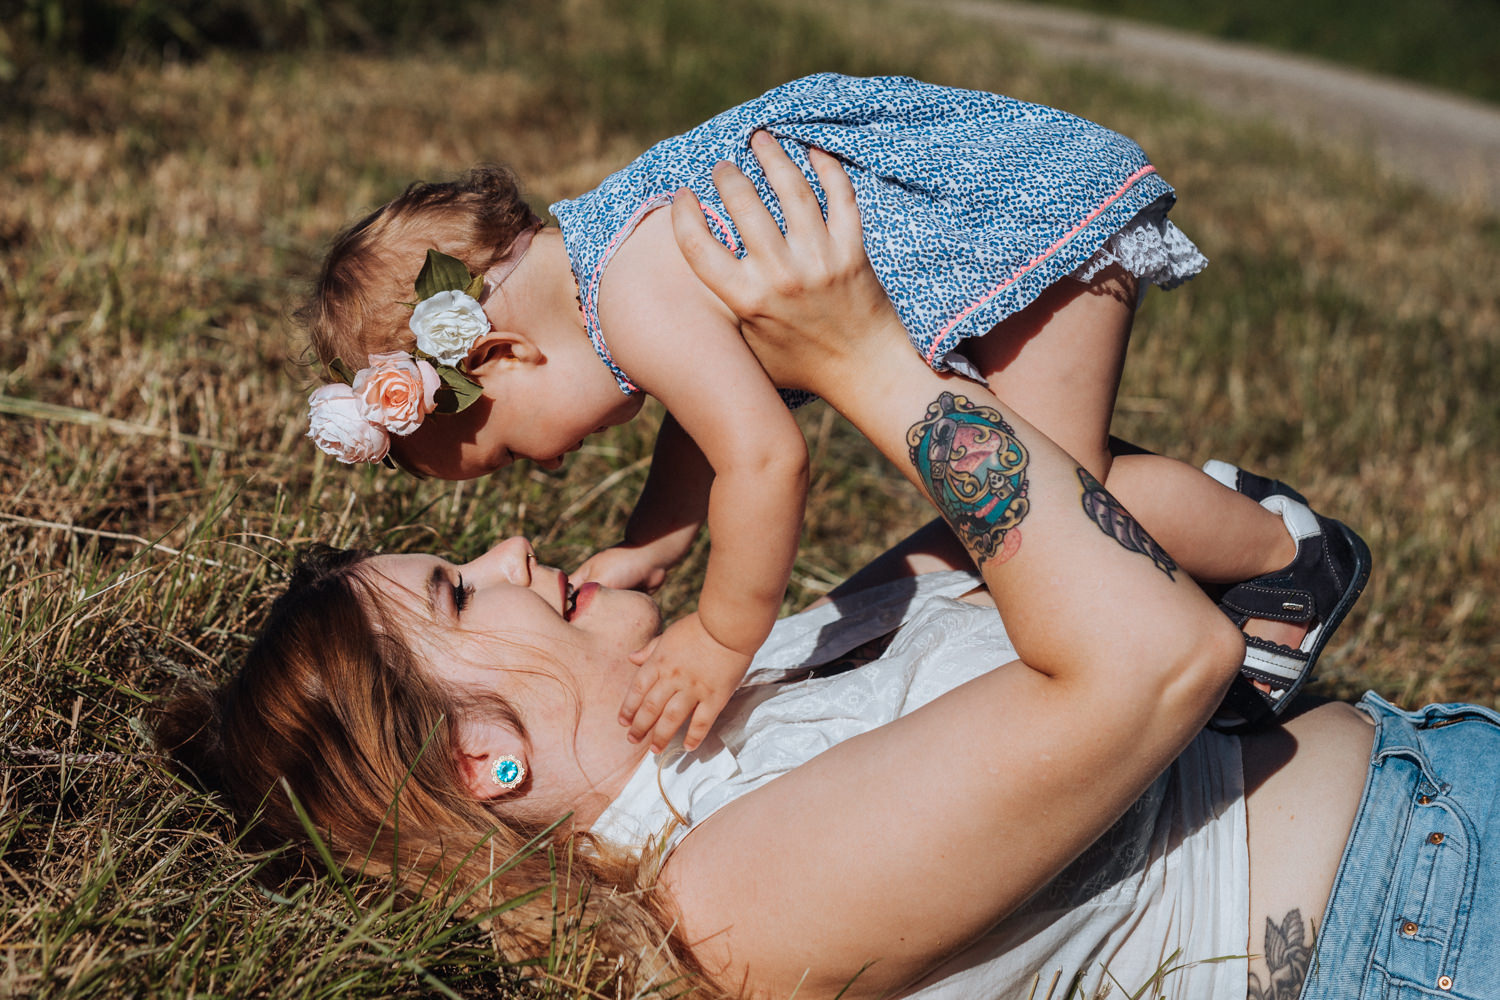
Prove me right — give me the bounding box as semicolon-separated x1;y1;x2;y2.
1071;198;1208;290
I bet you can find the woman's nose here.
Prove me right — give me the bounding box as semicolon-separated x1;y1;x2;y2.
469;536;535;586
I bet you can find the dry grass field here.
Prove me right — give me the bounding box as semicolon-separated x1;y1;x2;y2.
1;0;1497;995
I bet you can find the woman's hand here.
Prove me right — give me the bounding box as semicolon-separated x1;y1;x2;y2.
671;132;905;393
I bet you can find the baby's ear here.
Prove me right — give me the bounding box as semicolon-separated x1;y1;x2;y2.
466;330;541;376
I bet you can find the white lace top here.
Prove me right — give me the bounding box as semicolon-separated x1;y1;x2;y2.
592;572;1249;998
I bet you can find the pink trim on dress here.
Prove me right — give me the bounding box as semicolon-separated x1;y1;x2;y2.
581;199;666;393
697;203;740;253
924;164;1159;366
583;196;744;394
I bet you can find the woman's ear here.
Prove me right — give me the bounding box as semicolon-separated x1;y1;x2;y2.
455;722;530;800
465;330;543;377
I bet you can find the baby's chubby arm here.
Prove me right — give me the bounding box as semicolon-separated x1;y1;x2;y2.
595;203;810;752
571;412;713;593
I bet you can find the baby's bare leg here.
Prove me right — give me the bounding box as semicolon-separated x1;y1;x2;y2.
964;266;1295;586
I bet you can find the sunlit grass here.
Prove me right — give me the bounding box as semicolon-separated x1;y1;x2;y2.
2;0;1497;994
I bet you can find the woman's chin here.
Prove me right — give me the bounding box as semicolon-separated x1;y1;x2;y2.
582;583;662;647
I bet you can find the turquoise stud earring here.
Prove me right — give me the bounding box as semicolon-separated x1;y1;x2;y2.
490;754;526;792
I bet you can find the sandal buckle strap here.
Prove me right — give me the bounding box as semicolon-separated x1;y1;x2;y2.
1220;582;1314;623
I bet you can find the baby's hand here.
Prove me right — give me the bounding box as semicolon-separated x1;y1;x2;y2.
572;544;671;593
620;612;752;752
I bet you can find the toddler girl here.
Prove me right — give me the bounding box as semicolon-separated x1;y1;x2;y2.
300;73;1367;751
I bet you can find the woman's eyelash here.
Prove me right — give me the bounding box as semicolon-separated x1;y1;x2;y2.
453;576;474;613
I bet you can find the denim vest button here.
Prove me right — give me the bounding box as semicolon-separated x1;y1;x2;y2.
1428;831;1445;844
1438;975;1454;990
1401;920;1419;935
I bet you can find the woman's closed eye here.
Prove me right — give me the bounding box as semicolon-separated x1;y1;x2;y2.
453;575;474;614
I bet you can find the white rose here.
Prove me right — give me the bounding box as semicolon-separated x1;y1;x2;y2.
307;383;390;464
352;352;440;436
409;289;490;366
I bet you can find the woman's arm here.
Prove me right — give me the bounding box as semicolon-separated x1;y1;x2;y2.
658;137;1245;998
596;207;811;752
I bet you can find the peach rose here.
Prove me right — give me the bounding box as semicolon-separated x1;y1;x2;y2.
307;383;390;464
352;352;440;436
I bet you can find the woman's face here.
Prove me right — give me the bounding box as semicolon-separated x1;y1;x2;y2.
362;537;659;826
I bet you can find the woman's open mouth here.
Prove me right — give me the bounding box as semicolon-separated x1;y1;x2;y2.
558;570;597;622
567;582;597;620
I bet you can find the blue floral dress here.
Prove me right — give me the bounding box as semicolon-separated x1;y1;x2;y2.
550;73;1206;396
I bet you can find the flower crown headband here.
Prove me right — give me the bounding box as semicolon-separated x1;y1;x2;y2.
306;229;536;465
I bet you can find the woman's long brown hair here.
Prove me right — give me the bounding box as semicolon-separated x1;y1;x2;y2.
154;546;699;994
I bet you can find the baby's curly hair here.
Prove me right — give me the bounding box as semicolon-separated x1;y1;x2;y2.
298;166;542;373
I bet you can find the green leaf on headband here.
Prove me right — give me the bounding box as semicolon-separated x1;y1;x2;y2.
328;357;357;385
464;273;485;300
432;364;483;414
415;249;475;301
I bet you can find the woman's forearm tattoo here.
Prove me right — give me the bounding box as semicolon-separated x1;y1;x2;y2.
1077;467;1178;580
906;392;1029;566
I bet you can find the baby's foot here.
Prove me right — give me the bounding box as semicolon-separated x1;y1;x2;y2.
1202;461;1373;732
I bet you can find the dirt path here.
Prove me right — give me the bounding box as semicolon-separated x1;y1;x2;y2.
925;0;1500;211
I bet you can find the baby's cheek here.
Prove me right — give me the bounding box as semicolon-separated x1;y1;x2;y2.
397;398;504;480
387;419;456;478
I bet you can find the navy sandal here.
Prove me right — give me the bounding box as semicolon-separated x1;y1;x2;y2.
1202;461;1373;732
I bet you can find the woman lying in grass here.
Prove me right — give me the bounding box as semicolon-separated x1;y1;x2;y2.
160;158;1499;1000
302;74;1361;749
